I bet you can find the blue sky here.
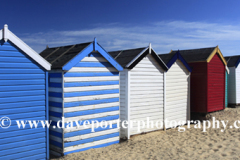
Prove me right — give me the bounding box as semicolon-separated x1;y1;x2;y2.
1;0;240;56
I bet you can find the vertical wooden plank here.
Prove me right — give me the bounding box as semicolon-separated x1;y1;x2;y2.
62;71;64;154
225;70;228;107
46;71;49;159
126;69;130;139
119;70;126;139
206;62;209;113
227;67;236;105
187;72;191;120
224;70;226;109
236;66;240;104
163;71;166;131
235;68;237;104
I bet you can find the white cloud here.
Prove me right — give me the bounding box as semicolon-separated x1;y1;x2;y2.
19;21;240;56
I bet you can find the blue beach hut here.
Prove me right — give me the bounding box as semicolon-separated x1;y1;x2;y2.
0;24;51;159
40;38;123;156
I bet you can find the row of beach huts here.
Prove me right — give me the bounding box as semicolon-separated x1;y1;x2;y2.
0;24;240;159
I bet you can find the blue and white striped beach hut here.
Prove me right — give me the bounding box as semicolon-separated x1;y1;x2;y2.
40;38;123;156
0;25;51;159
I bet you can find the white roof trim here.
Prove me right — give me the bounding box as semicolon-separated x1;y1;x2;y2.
0;25;51;70
149;43;151;54
3;24;8;42
226;66;229;74
126;47;148;68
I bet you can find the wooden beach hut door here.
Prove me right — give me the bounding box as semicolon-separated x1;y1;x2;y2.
165;60;190;129
129;54;164;135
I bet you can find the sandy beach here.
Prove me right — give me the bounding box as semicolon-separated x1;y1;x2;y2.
52;108;240;160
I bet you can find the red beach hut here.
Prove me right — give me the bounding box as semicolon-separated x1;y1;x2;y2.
170;46;227;113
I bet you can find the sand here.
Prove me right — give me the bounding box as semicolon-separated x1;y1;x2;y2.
52;108;240;160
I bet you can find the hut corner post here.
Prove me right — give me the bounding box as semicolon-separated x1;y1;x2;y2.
61;71;65;155
163;71;166;131
126;69;131;139
188;72;191;121
46;71;49;160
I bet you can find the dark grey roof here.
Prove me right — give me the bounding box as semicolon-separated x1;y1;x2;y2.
158;53;175;64
40;42;91;69
224;55;240;67
170;47;216;63
108;47;146;67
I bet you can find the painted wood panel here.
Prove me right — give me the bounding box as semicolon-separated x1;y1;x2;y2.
49;71;64;155
0;41;48;159
49;52;120;156
235;66;240;104
165;60;190;128
228;67;236;104
129;54;164;135
225;70;228;107
207;54;225;112
188;62;208;113
119;69;129;139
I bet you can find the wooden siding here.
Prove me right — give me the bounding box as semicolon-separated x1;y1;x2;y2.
225;70;228;107
59;52;120;155
165;60;190;128
119;69;130;139
228;67;236;104
235;66;240;104
188;62;208;113
0;41;47;159
49;71;63;157
129;54;164;135
207;54;225;112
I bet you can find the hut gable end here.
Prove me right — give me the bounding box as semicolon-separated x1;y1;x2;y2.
0;25;51;70
0;40;48;159
62;52;120;155
44;40;123;156
109;47;168;70
40;39;123;71
206;47;227;65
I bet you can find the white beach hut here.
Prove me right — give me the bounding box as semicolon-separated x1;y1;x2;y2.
225;55;240;106
159;51;192;128
109;44;168;139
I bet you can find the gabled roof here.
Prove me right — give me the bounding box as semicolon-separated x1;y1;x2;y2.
109;47;146;67
159;51;192;72
109;44;168;70
170;46;227;65
158;53;175;64
0;24;51;70
40;42;91;69
40;38;123;71
224;55;240;68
